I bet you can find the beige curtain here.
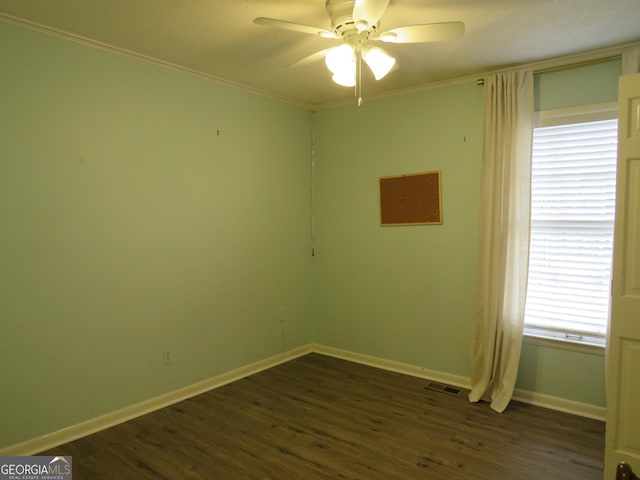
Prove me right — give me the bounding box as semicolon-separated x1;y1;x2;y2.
468;70;534;413
622;47;640;74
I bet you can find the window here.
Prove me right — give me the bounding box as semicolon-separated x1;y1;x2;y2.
523;103;618;347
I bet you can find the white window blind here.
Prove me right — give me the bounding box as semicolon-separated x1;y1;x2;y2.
524;111;618;346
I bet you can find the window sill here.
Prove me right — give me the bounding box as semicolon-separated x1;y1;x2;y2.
523;333;605;356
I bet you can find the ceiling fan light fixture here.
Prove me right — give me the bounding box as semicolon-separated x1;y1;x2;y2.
363;46;396;80
254;1;466;102
332;71;356;87
325;44;357;86
325;44;355;74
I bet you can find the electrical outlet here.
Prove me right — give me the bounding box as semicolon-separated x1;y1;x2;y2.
162;349;173;365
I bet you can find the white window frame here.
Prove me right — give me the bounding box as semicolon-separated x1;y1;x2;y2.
524;101;618;355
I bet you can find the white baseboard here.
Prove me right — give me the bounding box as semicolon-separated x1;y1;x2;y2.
312;344;606;422
1;342;605;454
312;344;471;389
512;388;606;421
0;345;312;456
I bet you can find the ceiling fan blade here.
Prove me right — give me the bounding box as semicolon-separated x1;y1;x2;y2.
289;49;329;68
352;0;391;30
373;22;465;43
254;17;337;38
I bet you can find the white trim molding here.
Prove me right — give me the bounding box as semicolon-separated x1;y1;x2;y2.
313;345;606;422
312;344;470;389
535;101;618;127
0;13;310;110
523;333;605;356
512;389;606;421
0;345;312;456
0;343;605;455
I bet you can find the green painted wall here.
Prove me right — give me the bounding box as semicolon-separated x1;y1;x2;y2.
314;60;621;408
0;22;313;448
534;58;621;111
517;343;607;405
313;83;483;376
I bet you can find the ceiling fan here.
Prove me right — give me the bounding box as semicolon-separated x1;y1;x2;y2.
254;0;464;104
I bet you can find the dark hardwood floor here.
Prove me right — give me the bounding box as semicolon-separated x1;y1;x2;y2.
40;353;605;479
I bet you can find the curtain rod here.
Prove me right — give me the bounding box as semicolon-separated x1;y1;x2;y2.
475;55;621;86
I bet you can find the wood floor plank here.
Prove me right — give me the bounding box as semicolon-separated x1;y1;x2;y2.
39;353;605;479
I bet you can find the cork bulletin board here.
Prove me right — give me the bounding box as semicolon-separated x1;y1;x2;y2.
379;171;442;226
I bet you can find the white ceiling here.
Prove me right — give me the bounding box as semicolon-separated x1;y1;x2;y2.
1;0;639;107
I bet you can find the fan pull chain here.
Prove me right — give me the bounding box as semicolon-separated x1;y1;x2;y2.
357;49;363;106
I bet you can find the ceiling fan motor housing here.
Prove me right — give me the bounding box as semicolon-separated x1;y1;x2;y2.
326;0;378;38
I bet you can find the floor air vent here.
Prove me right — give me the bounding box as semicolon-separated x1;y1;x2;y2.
424;381;461;396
